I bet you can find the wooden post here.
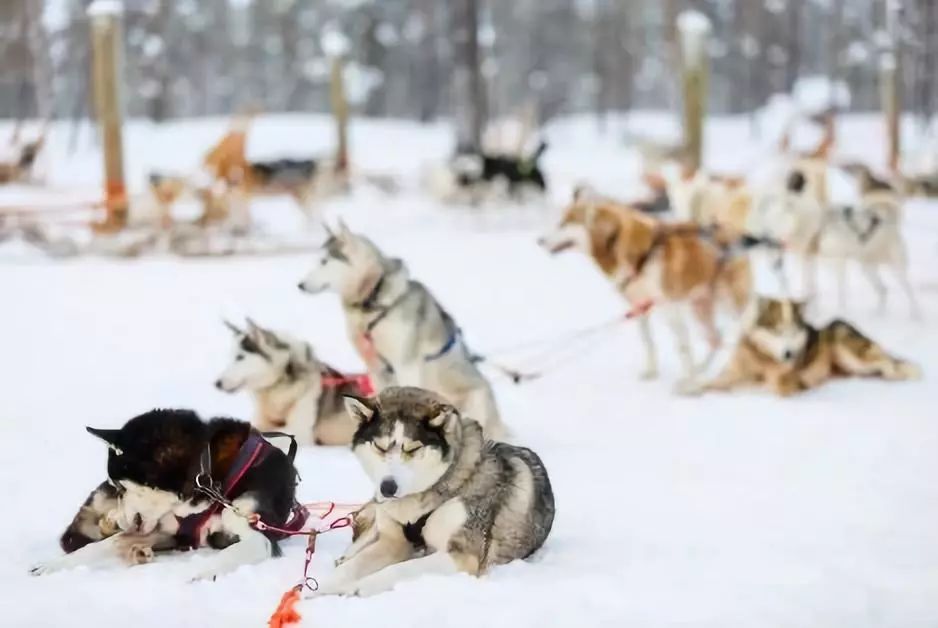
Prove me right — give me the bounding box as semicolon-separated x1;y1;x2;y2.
330;55;349;176
677;11;711;173
89;2;127;231
881;0;901;173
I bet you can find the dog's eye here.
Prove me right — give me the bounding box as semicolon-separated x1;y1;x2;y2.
372;442;389;454
320;258;328;266
402;444;423;456
236;353;245;361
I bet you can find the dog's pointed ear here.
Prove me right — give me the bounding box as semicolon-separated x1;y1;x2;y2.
336;218;352;240
223;319;244;336
427;403;458;429
343;395;376;425
86;427;123;454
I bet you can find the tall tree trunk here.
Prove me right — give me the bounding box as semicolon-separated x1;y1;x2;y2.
450;0;486;152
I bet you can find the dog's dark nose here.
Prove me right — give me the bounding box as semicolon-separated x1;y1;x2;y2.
783;350;793;360
379;478;398;498
214;379;223;390
297;282;306;292
133;513;143;531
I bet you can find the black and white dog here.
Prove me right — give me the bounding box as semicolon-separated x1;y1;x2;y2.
32;409;307;581
427;141;549;204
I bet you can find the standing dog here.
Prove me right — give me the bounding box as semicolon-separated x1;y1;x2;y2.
754;166;919;316
311;386;554;597
539;188;753;384
298;222;507;440
687;297;921;396
32;409;306;580
202;115;345;223
215;319;363;446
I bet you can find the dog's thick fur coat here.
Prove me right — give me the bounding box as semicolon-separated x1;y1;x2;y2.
311;387;554;597
691;297;921;396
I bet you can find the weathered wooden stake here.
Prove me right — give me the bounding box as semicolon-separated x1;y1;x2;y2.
881;1;902;173
677;11;711;173
89;3;127;231
330;55;350;175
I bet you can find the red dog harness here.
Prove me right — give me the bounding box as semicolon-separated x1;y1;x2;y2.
176;430;308;549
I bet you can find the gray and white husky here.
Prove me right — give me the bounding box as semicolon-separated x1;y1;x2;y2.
298;222;507;440
215;318;361;446
311;386;554;597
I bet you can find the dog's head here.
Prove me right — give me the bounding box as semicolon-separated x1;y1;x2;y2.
539;186;648;260
298;221;390;303
86;409;204;535
215;319;306;393
345;387;458;502
744;297;810;364
147;172;188;205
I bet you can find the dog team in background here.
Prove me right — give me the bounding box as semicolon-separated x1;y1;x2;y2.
30;111;923;597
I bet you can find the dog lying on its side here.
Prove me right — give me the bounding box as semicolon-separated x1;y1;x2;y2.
686;297;921;396
215;318;362;446
427;142;548;204
32;409;306;581
298;221;507;440
311;386;554;598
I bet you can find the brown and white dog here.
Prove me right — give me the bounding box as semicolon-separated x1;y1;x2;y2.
685;297;921;396
538;188;753;384
202;114;345;224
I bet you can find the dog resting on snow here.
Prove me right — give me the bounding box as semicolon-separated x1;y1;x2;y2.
687;297;921;396
298;222;507;440
427;142;548;204
34;409;306;580
539;187;754;384
215;318;363;446
311;386;554;597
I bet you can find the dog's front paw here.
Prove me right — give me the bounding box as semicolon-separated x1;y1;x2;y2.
99;510;121;537
674;378;705;396
124;543;154;566
638;367;659;381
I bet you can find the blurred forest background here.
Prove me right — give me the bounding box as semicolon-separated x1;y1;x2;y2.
0;0;936;127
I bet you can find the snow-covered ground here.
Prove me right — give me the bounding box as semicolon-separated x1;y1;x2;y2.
2;114;937;627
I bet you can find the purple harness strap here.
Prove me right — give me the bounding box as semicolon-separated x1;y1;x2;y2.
175;430;281;549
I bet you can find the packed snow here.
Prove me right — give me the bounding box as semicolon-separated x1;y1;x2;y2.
2;114;937;628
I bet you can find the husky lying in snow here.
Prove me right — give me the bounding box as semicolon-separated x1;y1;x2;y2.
298;222;507;440
752;166;920;317
426;142;548;204
311;387;554;597
685;297;921;396
215;318;362;446
32;409;306;580
539;187;754;384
